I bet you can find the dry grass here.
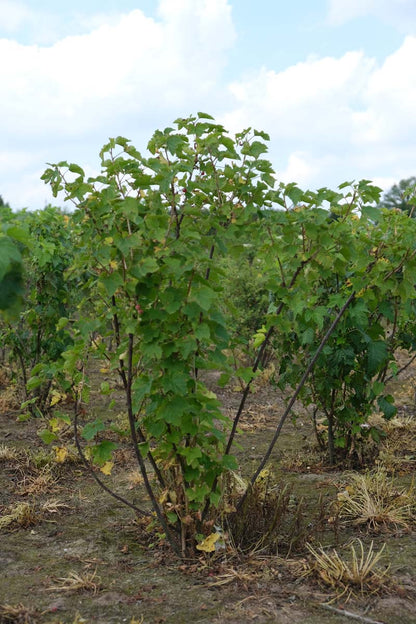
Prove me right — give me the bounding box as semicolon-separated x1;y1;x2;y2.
0;385;21;413
126;469;144;489
0;498;70;531
337;467;415;531
46;569;101;594
227;470;328;556
0;503;38;530
50;613;88;624
15;466;58;496
306;539;390;601
377;415;416;471
41;499;71;515
0;444;21;463
0;603;37;624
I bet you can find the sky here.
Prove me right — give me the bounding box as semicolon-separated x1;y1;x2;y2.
1;0;416;210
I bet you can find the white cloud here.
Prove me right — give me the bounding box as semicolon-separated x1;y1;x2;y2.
0;0;32;33
0;1;236;207
222;37;416;190
279;152;321;186
1;2;235;139
327;0;416;33
224;51;375;143
1;1;415;209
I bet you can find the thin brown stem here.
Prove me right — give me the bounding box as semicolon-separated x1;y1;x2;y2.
73;391;150;517
125;334;181;553
237;290;356;511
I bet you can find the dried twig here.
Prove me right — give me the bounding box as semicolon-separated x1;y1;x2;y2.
320;603;386;624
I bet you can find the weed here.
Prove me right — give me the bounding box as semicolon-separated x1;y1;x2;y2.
0;503;38;530
126;470;144;489
306;539;390;601
227;470;327;556
0;603;37;624
377;414;416;471
15;466;58;496
337;467;415;530
29;449;55;470
0;445;20;463
46;569;101;594
41;499;71;515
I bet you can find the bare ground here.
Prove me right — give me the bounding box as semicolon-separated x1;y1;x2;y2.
1;362;416;624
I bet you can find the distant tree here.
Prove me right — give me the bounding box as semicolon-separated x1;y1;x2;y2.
379;177;416;217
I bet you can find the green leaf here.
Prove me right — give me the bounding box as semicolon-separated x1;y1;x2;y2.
157;396;185;425
222;454;238;470
26;376;42;391
82;419;106;441
254;130;270;141
190;285;216;311
131;376;152;410
90;440;118;465
68;164;85;176
166;134;186;155
197;112;215;120
0;236;21;281
100;381;111;395
372;380;385;396
285;184;304;205
131;257;159;278
366;340;388;376
194;323;211;341
361;205;381;222
3;226;28;245
377;395;397;420
101;272;124;297
235;366;256;384
56;317;69;331
138;441;149;458
301;327;315;345
178;446;202;467
38;429;58;444
0;265;24;310
242;141;268;158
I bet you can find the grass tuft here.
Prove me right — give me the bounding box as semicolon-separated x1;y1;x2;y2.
0;602;37;624
0;445;21;463
0;503;38;530
337;466;415;530
306;539;390;601
46;569;101;594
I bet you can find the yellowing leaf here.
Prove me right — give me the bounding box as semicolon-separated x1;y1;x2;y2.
54;446;68;463
109;260;118;270
196;532;220;553
222;503;236;514
49;418;61;433
100;461;114;475
50;390;64;407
